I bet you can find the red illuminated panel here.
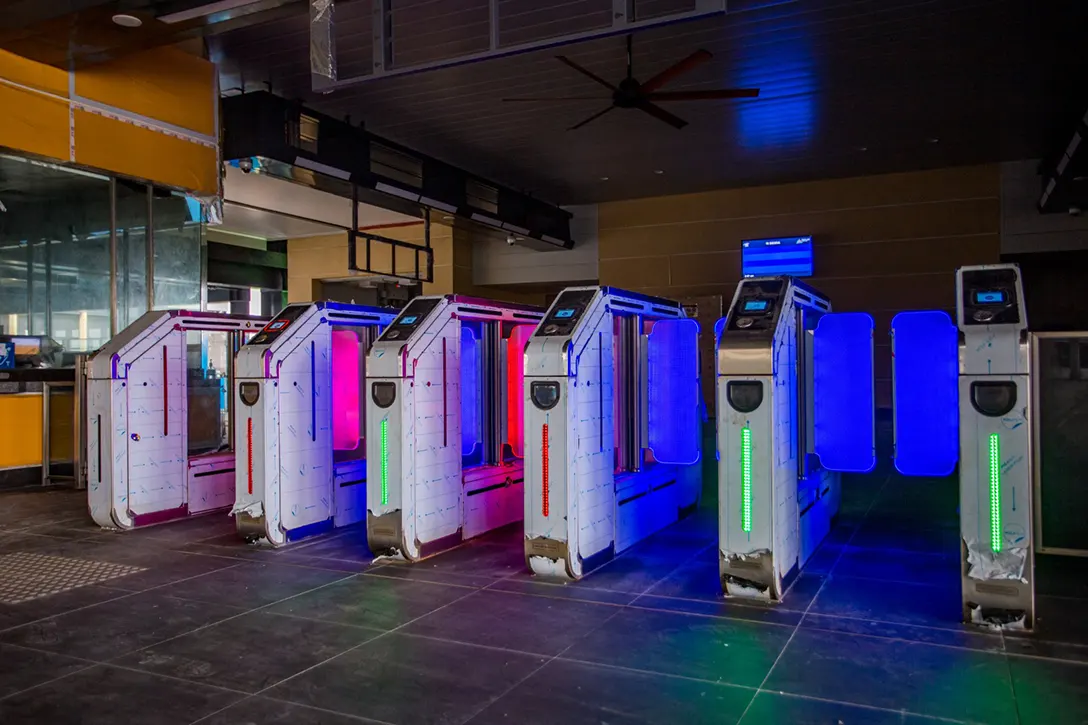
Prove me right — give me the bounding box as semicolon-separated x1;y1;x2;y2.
331;331;361;451
542;423;550;517
505;324;534;458
247;418;254;495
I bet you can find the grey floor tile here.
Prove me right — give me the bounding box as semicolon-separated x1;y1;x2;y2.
1009;654;1088;725
578;553;687;595
114;610;379;693
402;589;618;656
563;606;793;687
267;575;472;631
739;691;959;724
645;559;722;601
0;584;130;631
0;643;91;699
801;612;1004;653
467;658;753;725
849;522;960;556
631;593;803;627
809;575;963;630
157;562;350;608
200;696;381;725
0;591;243;660
284;527;375;565
834;546;961;587
0;665;243;725
1004;636;1088;665
763;628;1017;724
487;575;638;606
779;572;826;612
267;633;546;725
364;563;497;589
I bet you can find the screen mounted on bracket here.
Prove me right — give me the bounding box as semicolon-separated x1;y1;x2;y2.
742;236;814;278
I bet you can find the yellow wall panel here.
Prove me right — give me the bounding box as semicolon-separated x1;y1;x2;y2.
74;110;218;195
0;394;44;469
0;48;67;96
0;84;71;161
74;46;215;137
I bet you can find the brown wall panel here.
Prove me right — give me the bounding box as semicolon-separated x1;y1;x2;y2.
598;165;1001;410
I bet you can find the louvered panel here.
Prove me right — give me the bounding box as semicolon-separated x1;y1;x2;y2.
390;0;491;68
334;0;373;78
635;0;699;21
497;0;612;47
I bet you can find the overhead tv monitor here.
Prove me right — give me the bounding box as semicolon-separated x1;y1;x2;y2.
742;236;814;278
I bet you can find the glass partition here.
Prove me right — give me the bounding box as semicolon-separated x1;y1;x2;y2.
0;154;205;355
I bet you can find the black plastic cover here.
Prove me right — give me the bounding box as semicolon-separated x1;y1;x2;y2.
530;381;561;410
239;382;260;406
970;381;1017;417
372;382;397;408
727;380;764;413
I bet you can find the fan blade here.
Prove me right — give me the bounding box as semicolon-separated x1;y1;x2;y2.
640;49;713;92
569;105;616;131
502;96;606;102
645;89;760;101
636;101;688;130
556;55;618;91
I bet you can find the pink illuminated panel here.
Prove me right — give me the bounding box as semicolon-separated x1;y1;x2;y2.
505;324;534;458
331;330;361;451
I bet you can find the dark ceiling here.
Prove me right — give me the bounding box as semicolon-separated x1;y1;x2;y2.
209;0;1085;205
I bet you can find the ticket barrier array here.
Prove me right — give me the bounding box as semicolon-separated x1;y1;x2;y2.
892;264;1034;629
366;296;544;561
523;287;703;579
232;302;396;546
717;277;876;600
87;310;266;530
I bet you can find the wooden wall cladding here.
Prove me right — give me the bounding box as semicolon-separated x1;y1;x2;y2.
598;164;1001;409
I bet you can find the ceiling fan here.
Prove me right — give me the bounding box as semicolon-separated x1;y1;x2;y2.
503;35;759;131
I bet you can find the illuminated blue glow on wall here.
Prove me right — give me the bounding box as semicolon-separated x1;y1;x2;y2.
736;39;816;150
891;311;959;476
813;312;876;473
647;318;701;465
460;324;481;462
714;317;727;347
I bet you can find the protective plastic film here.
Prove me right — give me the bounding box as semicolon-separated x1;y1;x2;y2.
331;330;360;451
891;311;959;476
505;324;534;458
647;318;701;465
813;312;876;473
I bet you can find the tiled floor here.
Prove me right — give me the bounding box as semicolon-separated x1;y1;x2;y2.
0;474;1085;725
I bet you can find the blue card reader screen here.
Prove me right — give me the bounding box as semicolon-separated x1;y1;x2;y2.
555;309;576;319
743;299;770;312
399;316;418;325
973;290;1005;305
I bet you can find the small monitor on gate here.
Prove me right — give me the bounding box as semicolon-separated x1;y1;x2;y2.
742;236;814;278
973;290;1006;305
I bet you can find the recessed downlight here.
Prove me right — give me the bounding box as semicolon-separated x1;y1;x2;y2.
653;169;664;175
600;176;609;181
111;13;142;27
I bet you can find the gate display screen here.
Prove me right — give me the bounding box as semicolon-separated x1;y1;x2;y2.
742;236;813;278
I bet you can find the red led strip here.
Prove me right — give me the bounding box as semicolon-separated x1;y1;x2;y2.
542;423;550;517
247;417;254;495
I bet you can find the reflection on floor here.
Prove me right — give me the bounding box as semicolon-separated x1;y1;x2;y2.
0;469;1086;725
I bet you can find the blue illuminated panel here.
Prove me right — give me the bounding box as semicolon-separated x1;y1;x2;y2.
813;312;876;473
460;325;481;459
973;290;1005;305
891;311;959;476
647;318;701;465
742;236;813;278
554;309;575;318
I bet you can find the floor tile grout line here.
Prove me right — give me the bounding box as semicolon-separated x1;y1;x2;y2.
735;472;892;724
450;605;630;725
188;694;394;725
246;577;487;698
98;570;366;663
0;662;101;704
0;560;250;636
751;689;972;725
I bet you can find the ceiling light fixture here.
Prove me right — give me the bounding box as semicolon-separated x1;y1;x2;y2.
600;176;609;181
653;170;664;175
857;146;868;152
111;13;143;27
928;137;940;144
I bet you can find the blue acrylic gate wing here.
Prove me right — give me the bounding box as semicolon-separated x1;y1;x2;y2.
891;311;959;476
647;318;701;466
813;312;876;473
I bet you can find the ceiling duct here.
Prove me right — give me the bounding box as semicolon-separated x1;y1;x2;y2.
1038;106;1088;215
221;91;574;250
0;0;301;69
